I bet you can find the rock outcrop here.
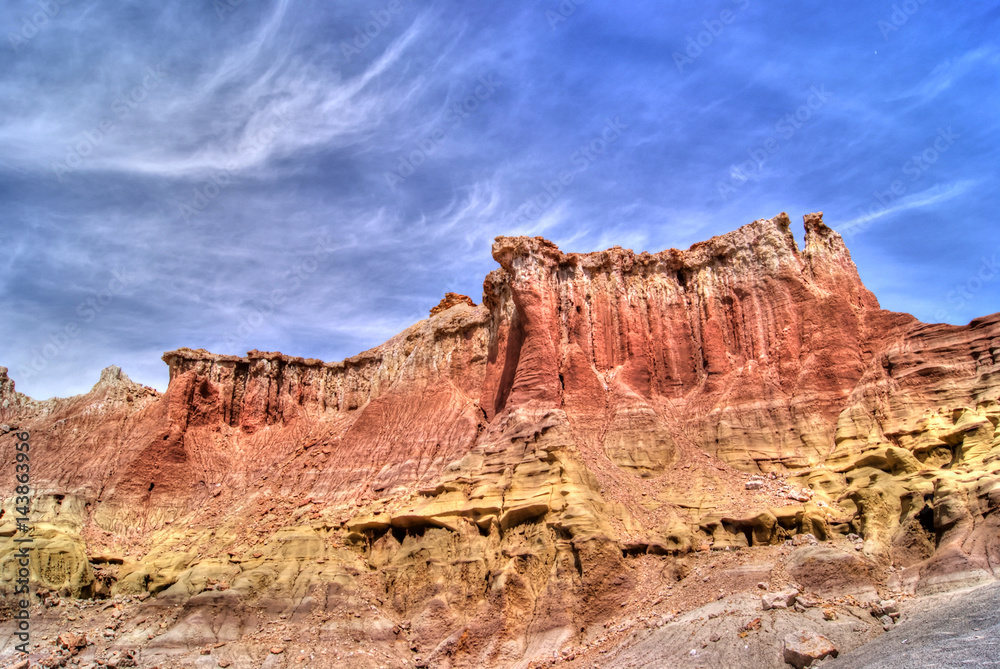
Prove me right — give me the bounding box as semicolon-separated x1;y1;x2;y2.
1;212;997;669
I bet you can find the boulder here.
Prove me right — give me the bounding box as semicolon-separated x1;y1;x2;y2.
762;588;799;610
783;630;838;668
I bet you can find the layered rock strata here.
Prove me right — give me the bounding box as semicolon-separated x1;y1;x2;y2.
1;212;997;668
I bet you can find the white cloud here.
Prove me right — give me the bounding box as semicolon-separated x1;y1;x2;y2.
888;46;999;103
837;179;978;234
0;9;431;181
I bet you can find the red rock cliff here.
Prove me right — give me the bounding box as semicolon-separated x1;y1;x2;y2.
1;212;997;669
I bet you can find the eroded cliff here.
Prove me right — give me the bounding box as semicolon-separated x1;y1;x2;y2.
1;212;998;669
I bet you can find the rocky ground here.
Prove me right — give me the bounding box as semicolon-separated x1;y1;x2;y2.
1;526;991;667
0;536;914;668
825;581;1000;668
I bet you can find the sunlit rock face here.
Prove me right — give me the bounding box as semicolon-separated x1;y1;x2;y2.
2;212;997;668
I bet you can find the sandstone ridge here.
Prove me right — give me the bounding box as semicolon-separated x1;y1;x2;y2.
1;212;998;669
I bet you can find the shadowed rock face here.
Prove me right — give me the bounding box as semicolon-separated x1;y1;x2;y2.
1;212;998;668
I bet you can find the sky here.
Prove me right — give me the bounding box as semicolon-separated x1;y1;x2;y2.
1;1;998;400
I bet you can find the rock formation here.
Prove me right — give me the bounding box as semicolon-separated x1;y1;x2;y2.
1;212;997;668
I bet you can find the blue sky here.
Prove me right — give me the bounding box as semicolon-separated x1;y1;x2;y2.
1;0;998;399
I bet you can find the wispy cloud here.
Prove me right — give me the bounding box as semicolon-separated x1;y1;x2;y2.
837;179;978;232
0;5;433;181
887;46;1000;103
